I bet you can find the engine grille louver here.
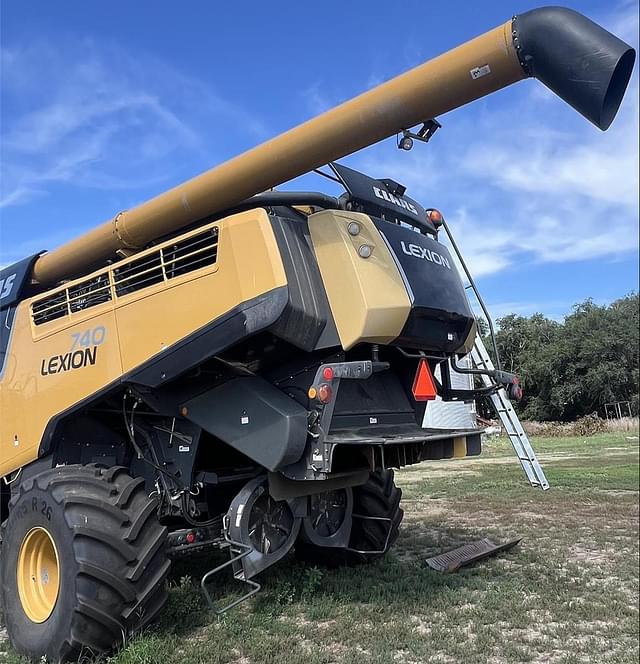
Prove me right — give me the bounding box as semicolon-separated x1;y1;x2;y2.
113;253;164;297
32;226;219;326
68;274;112;313
31;290;70;325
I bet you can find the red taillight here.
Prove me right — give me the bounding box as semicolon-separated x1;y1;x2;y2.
317;384;332;403
186;531;196;544
508;378;523;402
322;366;334;381
412;359;437;401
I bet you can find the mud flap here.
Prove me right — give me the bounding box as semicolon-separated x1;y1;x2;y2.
425;538;521;573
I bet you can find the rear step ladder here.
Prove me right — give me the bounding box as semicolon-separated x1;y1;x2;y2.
440;217;549;491
471;334;550;490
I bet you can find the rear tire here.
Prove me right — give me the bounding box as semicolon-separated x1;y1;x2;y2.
295;469;403;567
0;464;170;663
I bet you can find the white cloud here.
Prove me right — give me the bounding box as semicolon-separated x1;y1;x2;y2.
0;39;268;211
341;3;639;278
300;82;334;116
458;74;639;265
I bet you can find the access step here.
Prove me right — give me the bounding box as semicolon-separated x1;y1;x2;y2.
425;537;522;573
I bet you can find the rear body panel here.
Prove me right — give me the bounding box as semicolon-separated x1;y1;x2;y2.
372;219;476;352
307;209;475;352
0;210;287;476
1;205;479;479
308;210;411;349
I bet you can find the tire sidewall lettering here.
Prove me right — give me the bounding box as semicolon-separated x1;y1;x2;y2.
15;496;52;521
0;485;77;658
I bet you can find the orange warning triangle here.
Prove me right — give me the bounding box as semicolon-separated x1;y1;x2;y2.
412;358;437;401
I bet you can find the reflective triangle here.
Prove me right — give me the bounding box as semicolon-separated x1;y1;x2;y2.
412;358;437;401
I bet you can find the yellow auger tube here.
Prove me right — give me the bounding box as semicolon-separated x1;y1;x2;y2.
31;7;635;286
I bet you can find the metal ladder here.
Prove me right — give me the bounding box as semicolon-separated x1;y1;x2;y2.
470;335;550;490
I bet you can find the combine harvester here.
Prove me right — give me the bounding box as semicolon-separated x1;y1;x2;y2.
0;7;634;661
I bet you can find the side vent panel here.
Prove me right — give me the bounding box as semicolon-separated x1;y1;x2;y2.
113;253;164;297
32;273;112;326
68;274;112;313
163;227;219;280
31;226;219;326
32;291;68;326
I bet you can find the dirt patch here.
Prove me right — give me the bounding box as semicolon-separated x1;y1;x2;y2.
314;619;337;631
398;451;628;476
397;468;481;481
568;543;617;565
392;650;423;664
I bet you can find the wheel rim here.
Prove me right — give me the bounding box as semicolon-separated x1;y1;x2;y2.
17;526;60;623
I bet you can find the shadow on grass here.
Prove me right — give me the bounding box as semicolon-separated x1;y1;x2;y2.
157;520;529;643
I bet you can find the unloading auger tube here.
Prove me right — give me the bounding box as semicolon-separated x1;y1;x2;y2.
31;6;635;286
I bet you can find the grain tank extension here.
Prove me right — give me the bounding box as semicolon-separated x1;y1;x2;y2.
0;7;634;662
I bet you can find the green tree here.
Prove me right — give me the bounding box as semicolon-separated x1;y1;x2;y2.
490;294;638;421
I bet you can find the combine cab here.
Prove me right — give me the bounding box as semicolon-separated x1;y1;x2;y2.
0;7;634;662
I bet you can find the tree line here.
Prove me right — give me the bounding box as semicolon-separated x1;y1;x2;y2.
481;293;639;421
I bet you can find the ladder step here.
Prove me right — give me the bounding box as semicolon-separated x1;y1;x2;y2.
473;331;549;491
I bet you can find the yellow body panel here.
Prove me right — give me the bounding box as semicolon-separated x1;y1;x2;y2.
308;210;411;350
0;210;286;477
0;305;122;474
453;436;467;458
115;211;286;372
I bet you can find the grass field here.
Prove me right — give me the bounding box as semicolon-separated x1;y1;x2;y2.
1;433;638;664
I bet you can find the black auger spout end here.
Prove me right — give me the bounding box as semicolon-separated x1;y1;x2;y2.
513;6;636;130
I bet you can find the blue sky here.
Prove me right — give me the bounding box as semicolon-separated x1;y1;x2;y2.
1;0;638;322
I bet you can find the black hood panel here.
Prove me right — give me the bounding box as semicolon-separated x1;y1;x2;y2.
374;220;475;352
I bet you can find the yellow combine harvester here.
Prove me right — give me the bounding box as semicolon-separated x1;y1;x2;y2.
0;7;634;662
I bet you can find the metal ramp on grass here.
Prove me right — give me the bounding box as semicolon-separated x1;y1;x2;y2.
471;335;549;490
425;537;522;573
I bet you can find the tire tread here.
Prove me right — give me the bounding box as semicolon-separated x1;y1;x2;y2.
1;464;169;663
295;469;404;567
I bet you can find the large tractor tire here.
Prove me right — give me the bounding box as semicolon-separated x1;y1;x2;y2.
0;464;170;663
296;469;403;567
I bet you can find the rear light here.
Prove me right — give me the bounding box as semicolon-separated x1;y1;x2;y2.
317;384;332;403
322;366;334;381
426;208;444;228
308;383;333;404
412;358;437;401
508;378;523;402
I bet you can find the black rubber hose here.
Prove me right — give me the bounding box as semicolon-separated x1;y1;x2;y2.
228;191;342;215
512;7;636;130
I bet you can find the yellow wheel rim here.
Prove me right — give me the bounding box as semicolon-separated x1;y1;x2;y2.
17;526;60;623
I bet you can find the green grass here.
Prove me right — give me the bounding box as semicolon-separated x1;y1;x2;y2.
1;433;638;663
